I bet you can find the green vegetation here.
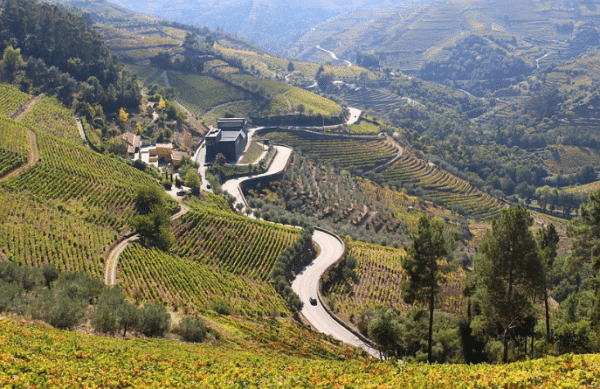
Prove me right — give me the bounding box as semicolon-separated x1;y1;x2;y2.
349;117;380;134
0;84;29;117
470;206;544;363
0;0;141;113
3;318;600;387
323;240;467;328
20;95;79;141
0;117;29;177
238;141;265;164
261;129;396;172
285;87;340;116
402;215;454;362
420;35;535;97
166;72;248;115
379;152;503;220
0;116;167;278
118;243;289;316
129;186;173;251
171;207;299;281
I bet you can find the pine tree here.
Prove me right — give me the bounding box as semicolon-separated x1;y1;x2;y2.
402;215;452;363
474;205;544;363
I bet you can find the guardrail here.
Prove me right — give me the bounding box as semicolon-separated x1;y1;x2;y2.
313;227;378;352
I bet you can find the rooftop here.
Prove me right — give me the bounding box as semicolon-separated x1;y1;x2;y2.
217;118;246;130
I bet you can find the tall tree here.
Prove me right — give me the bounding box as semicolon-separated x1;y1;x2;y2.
537;223;559;339
402;215;452;363
474;205;543;363
567;189;600;323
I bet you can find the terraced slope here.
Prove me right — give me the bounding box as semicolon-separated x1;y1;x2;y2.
20;95;80;141
171;207;299;281
0;117;165;277
324;241;467;323
0;117;30;177
119;243;289;316
381;152;504;220
0;84;30;117
261;130;397;172
341;87;413;112
4;318;595;387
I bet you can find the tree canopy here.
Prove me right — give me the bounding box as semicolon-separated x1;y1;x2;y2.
402;215;453;362
473;205;544;363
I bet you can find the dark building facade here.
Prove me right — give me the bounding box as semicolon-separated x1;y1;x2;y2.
205;118;248;162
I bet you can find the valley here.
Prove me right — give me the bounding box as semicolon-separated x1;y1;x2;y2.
2;0;600;386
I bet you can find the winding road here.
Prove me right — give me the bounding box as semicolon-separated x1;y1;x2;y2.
292;230;380;358
105;129;380;359
220;145;293;212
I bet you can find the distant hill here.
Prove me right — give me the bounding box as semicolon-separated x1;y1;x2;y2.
100;0;435;55
288;0;600;71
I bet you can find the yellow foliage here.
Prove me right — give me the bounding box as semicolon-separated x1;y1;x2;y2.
118;107;128;124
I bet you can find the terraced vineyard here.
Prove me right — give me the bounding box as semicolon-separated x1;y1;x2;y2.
226;74;340;116
537;146;600;175
3;130;159;230
381;152;504;220
325;241;467;322
0;117;30;177
285;87;340;116
166;72;249;115
219;45;374;80
4;318;595;387
20;96;79;141
171;208;299;281
0;121;165;277
119;243;288;316
0;84;30;117
0;190;114;276
261;130;397;172
341;87;411;113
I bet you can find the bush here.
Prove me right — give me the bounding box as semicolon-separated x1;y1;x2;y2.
139;303;170;337
93;287;139;336
179;316;208;343
210;297;232;315
555;320;595;354
32;290;87;330
0;280;25;313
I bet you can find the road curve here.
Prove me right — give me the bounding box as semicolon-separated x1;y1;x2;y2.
104;204;189;286
221;145;293;211
292;230;380;359
104;235;139;286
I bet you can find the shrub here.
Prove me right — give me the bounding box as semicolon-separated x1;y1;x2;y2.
32;290;87;330
179;316;208;343
139;303;170;337
210;297;232;315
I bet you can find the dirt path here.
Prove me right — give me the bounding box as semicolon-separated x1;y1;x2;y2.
1;95;41;181
362;134;404;176
103;202;190;286
104;234;139;286
283;90;293;111
75;116;86;140
12;94;41;121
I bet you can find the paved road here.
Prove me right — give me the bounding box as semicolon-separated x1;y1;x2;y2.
292;230;380;359
221;145;292;211
346;107;362;125
192;141;211;192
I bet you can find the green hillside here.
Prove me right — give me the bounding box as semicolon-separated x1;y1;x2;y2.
2;318;597;388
